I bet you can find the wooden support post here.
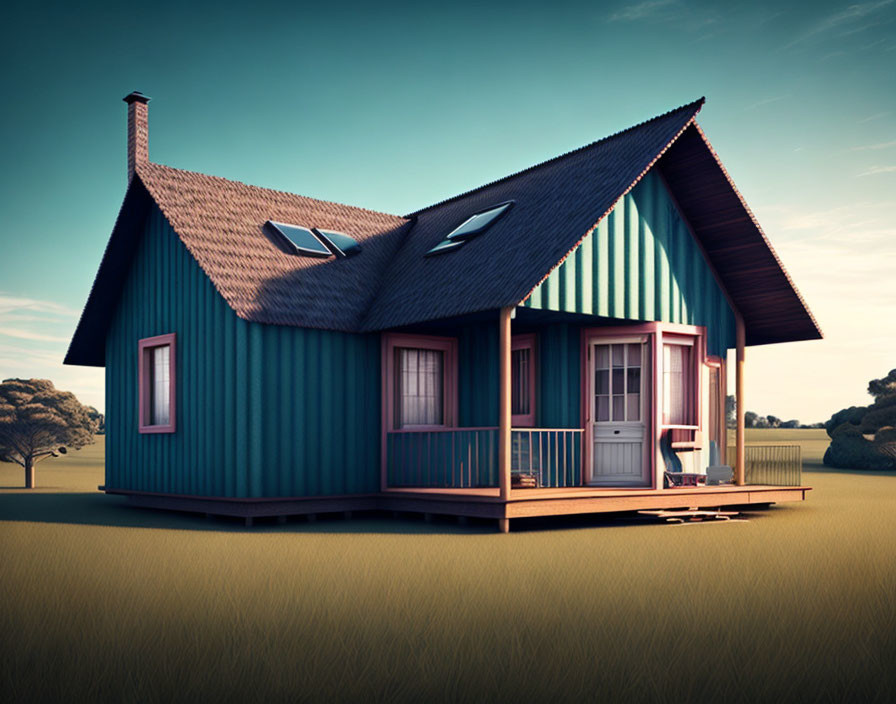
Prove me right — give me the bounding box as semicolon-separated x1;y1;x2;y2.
498;518;510;533
498;306;513;502
735;313;746;486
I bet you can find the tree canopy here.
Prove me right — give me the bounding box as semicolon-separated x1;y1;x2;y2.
824;369;896;470
0;378;97;488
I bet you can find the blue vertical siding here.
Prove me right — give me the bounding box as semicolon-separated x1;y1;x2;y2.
522;169;736;356
537;324;581;428
457;323;499;427
105;205;381;498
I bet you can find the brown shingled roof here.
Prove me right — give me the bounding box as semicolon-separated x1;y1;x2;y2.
138;163;411;330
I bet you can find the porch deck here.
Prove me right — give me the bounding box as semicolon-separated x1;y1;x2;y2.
382;484;810;520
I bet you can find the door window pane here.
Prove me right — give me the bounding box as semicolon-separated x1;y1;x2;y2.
612;344;625;367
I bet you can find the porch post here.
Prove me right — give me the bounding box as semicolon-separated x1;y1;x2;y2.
498;306;513;511
735;313;746;486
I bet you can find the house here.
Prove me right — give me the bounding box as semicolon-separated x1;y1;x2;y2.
65;92;821;531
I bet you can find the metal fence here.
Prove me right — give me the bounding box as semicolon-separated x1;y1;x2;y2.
727;445;802;486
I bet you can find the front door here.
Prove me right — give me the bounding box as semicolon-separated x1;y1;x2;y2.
587;338;650;486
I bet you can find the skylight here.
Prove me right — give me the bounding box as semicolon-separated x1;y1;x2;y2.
447;202;513;241
425;239;465;256
266;221;332;258
425;201;514;256
313;228;362;257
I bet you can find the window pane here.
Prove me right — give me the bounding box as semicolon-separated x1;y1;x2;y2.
595;345;609;369
663;344;691;425
398;348;444;427
627;343;641;367
612;344;624;367
627;368;641;394
612;369;624;395
150;345;170;426
595;369;609;395
612;395;624;420
511;348;530;416
597;396;609;422
627;393;640;421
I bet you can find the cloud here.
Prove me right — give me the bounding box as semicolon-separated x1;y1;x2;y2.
858;111;891;123
785;0;894;48
0;294;81;318
745;95;788;111
609;0;677;22
850;140;896;151
857;165;896;176
0;327;70;343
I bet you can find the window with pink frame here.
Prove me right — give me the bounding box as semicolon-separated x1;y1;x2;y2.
138;333;176;433
511;334;536;427
383;334;457;430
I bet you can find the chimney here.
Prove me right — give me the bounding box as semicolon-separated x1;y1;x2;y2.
123;91;150;182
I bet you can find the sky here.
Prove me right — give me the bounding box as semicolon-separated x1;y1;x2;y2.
0;0;894;421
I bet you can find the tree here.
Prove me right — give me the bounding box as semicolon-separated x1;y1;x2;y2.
766;415;781;428
824;369;896;470
725;395;736;429
868;369;896;401
0;379;96;488
86;406;105;435
744;411;758;428
781;419;800;429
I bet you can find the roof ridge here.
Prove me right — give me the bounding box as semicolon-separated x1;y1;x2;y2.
138;161;408;223
404;97;705;217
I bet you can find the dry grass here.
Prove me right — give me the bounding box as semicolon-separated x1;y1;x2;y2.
1;430;894;703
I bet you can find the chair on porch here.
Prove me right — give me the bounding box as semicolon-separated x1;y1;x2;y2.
705;441;734;485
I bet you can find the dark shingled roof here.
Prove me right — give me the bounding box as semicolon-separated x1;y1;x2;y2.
362;99;706;330
65;98;820;367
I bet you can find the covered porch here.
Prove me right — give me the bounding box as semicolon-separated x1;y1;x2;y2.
380;306;807;532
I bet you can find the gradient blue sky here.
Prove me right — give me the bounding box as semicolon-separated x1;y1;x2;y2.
1;0;894;419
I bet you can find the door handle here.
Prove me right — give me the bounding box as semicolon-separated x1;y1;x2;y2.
614;430;620;435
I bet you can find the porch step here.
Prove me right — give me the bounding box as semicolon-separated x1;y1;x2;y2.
638;508;740;523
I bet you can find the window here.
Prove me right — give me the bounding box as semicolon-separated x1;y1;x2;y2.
706;357;726;463
511;334;536;426
663;338;696;426
139;333;176;433
425;201;514;256
383;334;457;430
446;202;514;241
593;342;643;422
312;228;362;257
398;348;444;426
265;221;332;258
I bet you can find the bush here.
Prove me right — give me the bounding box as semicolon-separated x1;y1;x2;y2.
824;406;867;438
823;423;895;470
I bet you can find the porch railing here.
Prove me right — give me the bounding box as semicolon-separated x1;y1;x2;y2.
511;429;584;488
727;445;802;486
386;428;499;488
385;427;584;489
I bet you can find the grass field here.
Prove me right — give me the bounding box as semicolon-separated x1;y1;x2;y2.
1;430;894;703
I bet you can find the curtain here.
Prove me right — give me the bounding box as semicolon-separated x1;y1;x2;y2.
398;348;444;427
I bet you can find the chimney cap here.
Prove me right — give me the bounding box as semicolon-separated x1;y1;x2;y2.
123;91;151;105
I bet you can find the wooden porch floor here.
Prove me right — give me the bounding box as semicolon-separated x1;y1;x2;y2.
382;484;811;519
